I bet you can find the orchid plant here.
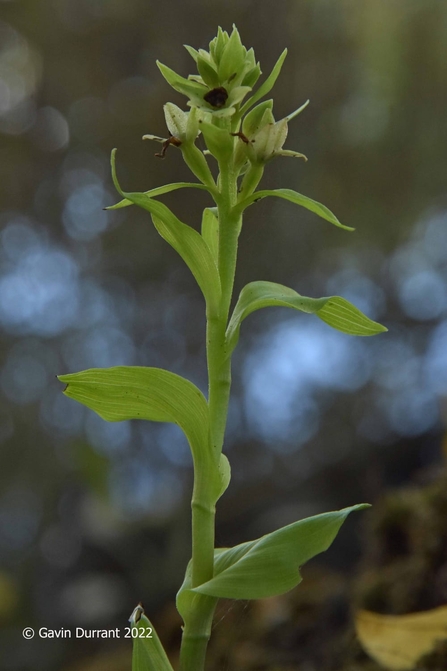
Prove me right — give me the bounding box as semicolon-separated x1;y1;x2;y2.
58;26;387;671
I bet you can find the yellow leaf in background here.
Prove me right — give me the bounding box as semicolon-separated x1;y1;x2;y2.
355;606;447;670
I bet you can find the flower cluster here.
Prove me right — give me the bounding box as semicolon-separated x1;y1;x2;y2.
144;25;308;170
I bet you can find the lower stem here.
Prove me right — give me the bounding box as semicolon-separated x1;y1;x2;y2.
178;595;217;671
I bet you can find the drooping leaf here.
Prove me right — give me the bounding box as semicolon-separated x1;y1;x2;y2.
226;281;387;355
193;505;369;600
237;188;354;231
316;296;387;335
107;182;209;210
130;607;174;671
110;149;221;312
58;366;211;468
239;49;288;117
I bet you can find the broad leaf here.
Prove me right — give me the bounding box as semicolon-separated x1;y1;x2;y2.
110;150;221;312
237;188;354;231
107;182;209;210
226;281;387;354
239;49;288;117
58;366;211;468
193;504;369;600
130;607;174;671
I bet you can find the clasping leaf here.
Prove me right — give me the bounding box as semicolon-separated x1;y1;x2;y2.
193;504;369;600
110;149;221;313
129;606;174;671
226;281;387;355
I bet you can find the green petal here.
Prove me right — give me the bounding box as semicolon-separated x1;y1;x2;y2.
193;505;369;600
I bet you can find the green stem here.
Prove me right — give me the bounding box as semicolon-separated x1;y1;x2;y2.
178;155;241;671
178;595;217;671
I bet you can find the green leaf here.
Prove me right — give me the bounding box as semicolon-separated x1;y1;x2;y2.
107;182;209;210
130;607;174;671
316;296;388;335
110;149;221;312
237;188;354;231
201;208;219;261
217;453;231;500
59;366;211;462
226;281;387;355
239;49;287;116
193;504;369;600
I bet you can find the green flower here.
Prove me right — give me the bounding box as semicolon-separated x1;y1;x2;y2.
156;26;260;118
236;99;309;165
143;104;203;157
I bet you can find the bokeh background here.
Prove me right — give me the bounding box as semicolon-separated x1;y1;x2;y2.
1;0;447;669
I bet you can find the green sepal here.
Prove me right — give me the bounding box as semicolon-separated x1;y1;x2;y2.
184;44;199;63
106;182;209;210
193;505;369;600
217;26;246;84
110;150;221;312
242;99;273;137
130;607;174;671
201;208;219;262
197;55;220;88
157;61;207;105
226;281;387;355
210;26;229;64
241;63;261;89
237;187;354;231
199;120;234;162
239;49;287;116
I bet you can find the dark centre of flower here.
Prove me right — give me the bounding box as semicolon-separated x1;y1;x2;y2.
204;87;228;109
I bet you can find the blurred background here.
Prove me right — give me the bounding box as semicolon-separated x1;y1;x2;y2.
1;0;447;669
